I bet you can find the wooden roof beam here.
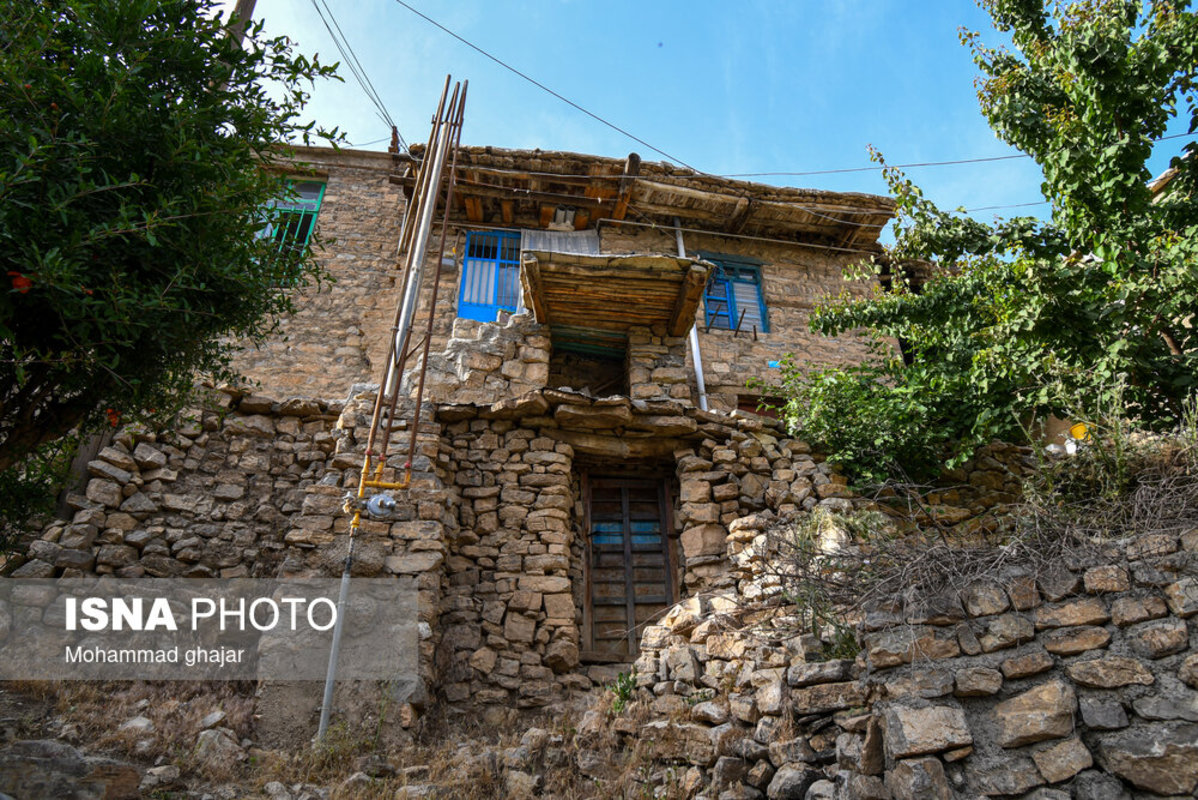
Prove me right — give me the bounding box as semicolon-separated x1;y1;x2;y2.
667;263;710;337
521;255;550;325
611;153;641;221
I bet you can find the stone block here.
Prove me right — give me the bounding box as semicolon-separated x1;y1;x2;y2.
979;613;1035;652
954;667;1003;697
1041;625;1110;656
1098;722;1198;795
791;681;867;715
1032;737;1092;783
1163;577;1198;617
1128;617;1189;659
961;580;1010;617
1065;655;1154;688
786;659;853;687
881;701;972;759
1034;597;1109;629
1001;648;1054;679
1110;594;1167;626
885;757;950;800
503;613;536;644
1079;696;1129;730
993;680;1076;748
1083;565;1130;594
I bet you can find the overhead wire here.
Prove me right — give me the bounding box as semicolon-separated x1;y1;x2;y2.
391;0;699;171
310;0;409;153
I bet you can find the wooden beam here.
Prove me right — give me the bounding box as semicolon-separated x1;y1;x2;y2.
500;199;514;225
729;196;755;234
521;255;550;324
539;204;555;228
573;209;591;230
667;264;710;337
464;195;484;223
611;153;641;221
454;183;608;207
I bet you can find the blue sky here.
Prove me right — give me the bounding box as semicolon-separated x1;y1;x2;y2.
228;1;1190;227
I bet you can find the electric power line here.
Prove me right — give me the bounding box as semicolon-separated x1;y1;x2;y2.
391;0;699;172
310;0;408;153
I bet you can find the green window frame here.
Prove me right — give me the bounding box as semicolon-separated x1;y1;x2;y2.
262;179;325;281
702;254;769;333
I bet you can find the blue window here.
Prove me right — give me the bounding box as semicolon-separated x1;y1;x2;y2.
703;258;768;333
458;231;522;322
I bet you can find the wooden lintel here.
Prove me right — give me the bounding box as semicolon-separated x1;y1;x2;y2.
521;256;550;325
612;153;641;221
667;264;709;337
538;204;555;228
500;199;515;225
729;196;755;234
573;209;591;230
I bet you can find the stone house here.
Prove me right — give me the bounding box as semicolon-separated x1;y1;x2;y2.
240;143;895;702
18;142;896;718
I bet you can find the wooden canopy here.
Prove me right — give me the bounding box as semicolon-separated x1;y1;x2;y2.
520;251;710;337
391;146;895;250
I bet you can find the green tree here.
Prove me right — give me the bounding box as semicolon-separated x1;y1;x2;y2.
0;1;339;519
786;0;1198;484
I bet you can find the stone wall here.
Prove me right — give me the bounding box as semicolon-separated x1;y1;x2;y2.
587;506;1198;799
229;147;881;410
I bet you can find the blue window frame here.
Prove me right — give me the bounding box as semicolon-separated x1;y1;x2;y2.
703;257;768;333
458;230;522;322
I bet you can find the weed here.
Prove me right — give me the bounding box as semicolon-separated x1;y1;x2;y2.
607;670;636;716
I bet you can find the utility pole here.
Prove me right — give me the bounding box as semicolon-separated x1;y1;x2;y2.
228;0;258;49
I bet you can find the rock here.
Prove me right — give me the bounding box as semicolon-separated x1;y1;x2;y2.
504;768;538;798
140;764;181;791
803;779;835;800
1034;597;1109;629
954;666;1003;696
1098;722;1198;795
791;681;867;715
1110;594;1167;626
885;757;950;800
200;710;227;729
119;715;154;734
786;659;853;687
978;613;1034;652
0;739;140;800
881;701;972;759
1041;625;1110;655
544;639;579;673
692;701;729;725
765;765;816;799
1070;770;1130;800
993;680;1076;748
1082;565;1130;593
1079;696;1129;730
1032;736;1092;783
965;756;1043;796
1180;653;1198;689
194;726;244;768
1163;577;1198;617
1065;656;1154;688
1000;648;1054;679
1127;617;1189;659
960;581;1010;617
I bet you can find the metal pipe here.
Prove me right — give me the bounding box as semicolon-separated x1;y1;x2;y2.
675;217;709;411
384;90;454;397
406;82;467;472
317;77;461;744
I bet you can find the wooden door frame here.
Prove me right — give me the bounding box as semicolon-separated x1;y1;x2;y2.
580;471;676;662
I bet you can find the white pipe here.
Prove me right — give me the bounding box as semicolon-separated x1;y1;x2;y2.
675;217;708;411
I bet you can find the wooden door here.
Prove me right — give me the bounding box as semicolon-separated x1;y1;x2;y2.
583;476;673;659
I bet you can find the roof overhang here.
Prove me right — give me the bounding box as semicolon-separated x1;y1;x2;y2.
520;251;710;338
390;146;895;249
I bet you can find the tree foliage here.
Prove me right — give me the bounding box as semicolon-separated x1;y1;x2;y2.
785;0;1198;484
0;1;338;517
